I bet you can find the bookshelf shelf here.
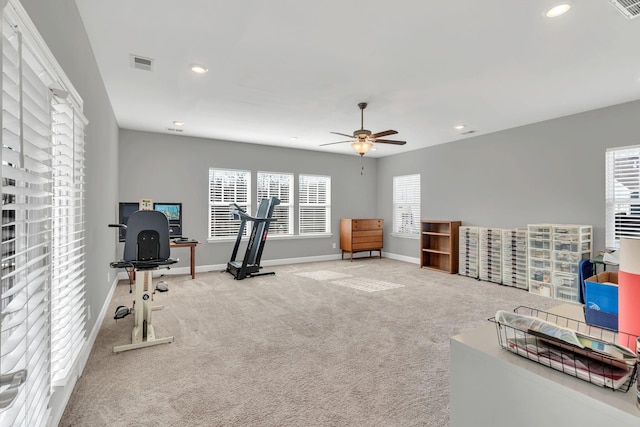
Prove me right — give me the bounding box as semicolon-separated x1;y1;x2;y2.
420;220;461;274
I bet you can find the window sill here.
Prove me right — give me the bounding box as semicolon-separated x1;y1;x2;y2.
390;233;419;239
208;233;333;243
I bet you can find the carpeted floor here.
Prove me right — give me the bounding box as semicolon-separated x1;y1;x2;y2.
59;258;558;427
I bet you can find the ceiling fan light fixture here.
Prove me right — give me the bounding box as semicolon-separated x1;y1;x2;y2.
352;140;373;156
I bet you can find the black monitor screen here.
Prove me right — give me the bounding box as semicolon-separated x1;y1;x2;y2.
154;202;182;238
117;202;140;242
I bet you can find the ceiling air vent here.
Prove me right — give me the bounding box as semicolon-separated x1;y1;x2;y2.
130;54;154;71
461;130;476;135
610;0;640;19
166;128;184;133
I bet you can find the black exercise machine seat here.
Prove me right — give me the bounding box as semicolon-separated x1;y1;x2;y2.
110;210;177;270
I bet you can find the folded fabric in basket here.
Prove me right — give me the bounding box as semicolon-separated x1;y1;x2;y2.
495;310;584;348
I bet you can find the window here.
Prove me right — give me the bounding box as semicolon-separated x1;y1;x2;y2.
208;168;251;238
257;171;293;235
50;93;87;386
605;145;640;249
0;2;87;425
393;174;421;237
298;174;331;235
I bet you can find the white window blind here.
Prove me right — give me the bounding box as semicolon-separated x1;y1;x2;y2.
605;145;640;249
257;171;293;235
1;2;87;426
298;174;330;235
208;168;251;238
50;93;87;385
393;174;420;236
1;12;53;427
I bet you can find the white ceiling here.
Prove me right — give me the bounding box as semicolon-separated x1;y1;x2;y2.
74;0;640;158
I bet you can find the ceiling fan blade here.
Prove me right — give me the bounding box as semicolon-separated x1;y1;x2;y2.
370;130;398;139
330;131;354;138
320;140;351;146
374;139;406;145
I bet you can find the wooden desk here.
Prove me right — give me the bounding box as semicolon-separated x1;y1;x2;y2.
170;240;199;279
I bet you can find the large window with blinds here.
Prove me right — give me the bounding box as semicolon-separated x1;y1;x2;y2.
50;93;87;385
257;171;293;235
0;2;87;426
208;168;251;239
605;145;640;249
392;174;420;237
298;174;331;235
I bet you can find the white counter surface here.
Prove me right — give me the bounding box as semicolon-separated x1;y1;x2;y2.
450;304;639;426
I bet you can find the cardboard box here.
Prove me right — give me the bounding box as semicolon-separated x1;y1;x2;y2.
584;271;618;331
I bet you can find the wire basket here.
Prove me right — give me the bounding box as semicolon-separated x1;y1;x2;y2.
489;306;638;392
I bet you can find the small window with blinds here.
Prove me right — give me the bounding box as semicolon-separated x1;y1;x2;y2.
257;171;293;235
298;174;331;235
606;145;640;249
208;168;251;239
393;174;420;237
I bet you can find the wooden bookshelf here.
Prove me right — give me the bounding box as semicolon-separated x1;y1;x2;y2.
420;220;461;273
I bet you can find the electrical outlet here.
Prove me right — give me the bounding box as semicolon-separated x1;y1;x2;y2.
332;243;336;249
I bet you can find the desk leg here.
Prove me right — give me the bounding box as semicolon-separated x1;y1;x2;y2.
190;244;195;279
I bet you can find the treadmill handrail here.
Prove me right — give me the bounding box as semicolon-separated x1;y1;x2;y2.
230;204;277;223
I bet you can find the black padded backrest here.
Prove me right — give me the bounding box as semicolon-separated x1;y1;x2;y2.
123;210;171;262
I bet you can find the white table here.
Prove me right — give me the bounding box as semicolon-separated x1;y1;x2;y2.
450;304;639;426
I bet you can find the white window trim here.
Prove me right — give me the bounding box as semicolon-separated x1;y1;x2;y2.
298;174;331;236
605;145;640;249
208;168;251;240
392;174;421;239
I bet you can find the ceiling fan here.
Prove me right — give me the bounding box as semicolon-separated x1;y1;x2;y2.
321;102;406;156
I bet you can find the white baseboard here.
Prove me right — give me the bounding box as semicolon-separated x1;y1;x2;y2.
381;251;420;264
116;253;418;280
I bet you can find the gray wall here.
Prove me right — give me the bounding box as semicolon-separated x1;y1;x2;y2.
118;129;378;268
377;99;640;258
22;0;119;332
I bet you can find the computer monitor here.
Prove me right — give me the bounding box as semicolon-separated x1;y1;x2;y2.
153;202;182;239
117;202;140;242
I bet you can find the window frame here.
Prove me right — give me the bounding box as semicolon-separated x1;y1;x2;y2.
208;168;251;240
298;174;331;236
605;145;640;249
392;174;421;238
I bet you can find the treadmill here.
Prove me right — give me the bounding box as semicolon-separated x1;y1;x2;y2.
226;196;280;280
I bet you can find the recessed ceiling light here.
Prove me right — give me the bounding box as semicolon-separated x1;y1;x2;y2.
191;64;208;74
290;137;298;141
546;4;571;18
173;121;184;126
454;124;466;130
